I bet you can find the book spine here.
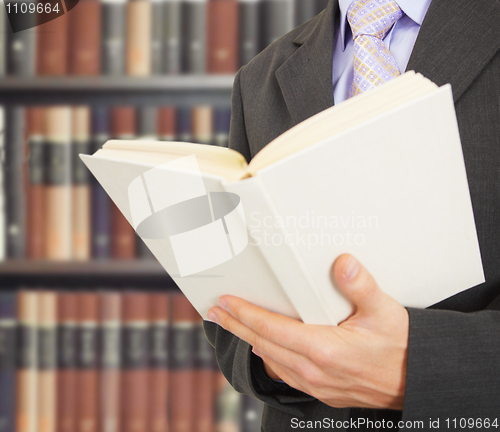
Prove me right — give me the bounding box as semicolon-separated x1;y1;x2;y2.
149;293;169;432
158;106;177;141
37;292;57;432
101;0;127;75
194;314;216;432
7;1;36;76
16;291;38;432
240;395;264;432
239;0;260;66
76;293;100;432
151;0;164;75
100;292;122;432
207;0;238;74
71;106;92;261
0;292;17;432
56;293;78;432
69;0;102;75
262;0;294;47
44;106;72;261
91;106;112;259
169;293;196;432
4;106;26;259
182;0;207;74
191;106;213;145
111;107;137;259
122;293;150;432
213;108;231;147
215;371;241;432
163;0;182;74
177;107;192;143
0;0;8;76
0;107;4;261
36;0;69;75
27;107;46;259
126;0;152;76
294;0;315;26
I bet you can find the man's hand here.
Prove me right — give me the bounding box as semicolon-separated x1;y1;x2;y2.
207;254;409;410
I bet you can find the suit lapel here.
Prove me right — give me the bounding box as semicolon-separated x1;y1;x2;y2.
275;0;338;125
407;0;500;102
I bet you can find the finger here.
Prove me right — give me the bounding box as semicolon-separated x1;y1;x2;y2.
216;296;315;354
331;254;392;317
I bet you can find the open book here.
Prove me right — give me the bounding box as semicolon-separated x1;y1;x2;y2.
81;72;484;325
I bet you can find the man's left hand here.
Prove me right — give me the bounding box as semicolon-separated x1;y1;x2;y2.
207;254;409;410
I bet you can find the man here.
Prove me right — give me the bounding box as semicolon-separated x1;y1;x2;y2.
204;0;500;429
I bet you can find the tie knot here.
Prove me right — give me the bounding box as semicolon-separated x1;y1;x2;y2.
347;0;403;40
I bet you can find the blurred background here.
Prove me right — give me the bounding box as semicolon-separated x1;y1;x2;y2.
0;0;328;431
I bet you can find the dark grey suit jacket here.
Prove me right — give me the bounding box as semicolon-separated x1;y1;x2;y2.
204;0;500;430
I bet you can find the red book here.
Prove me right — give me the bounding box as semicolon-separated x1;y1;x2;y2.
158;107;177;141
110;107;137;259
170;293;196;432
208;0;239;73
26;107;46;259
68;0;102;75
37;1;69;75
122;293;150;432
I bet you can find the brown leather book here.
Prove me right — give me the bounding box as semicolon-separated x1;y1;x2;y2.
100;292;122;432
37;1;69;75
57;293;78;432
194;312;216;432
44;106;72;260
207;0;239;73
111;107;137;259
76;293;100;432
16;291;38;432
71;106;92;260
122;293;150;432
68;0;102;75
149;293;169;432
158;106;177;141
26;107;46;259
37;292;58;432
126;0;151;76
170;293;196;432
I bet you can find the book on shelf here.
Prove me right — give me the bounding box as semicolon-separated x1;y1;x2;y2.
82;72;485;325
126;0;152;76
101;0;127;76
182;0;207;74
0;107;5;262
208;0;239;74
239;0;260;66
163;0;182;74
0;292;16;432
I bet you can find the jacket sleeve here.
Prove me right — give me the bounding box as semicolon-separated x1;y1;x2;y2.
402;297;500;420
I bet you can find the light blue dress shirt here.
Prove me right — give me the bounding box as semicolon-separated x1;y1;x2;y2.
333;0;433;104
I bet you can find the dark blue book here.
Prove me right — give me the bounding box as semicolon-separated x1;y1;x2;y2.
214;108;231;147
91;107;112;259
177;107;192;143
0;292;16;432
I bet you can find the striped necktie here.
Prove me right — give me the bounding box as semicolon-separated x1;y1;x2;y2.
347;0;403;98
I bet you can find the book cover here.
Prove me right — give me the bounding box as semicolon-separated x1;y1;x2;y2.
0;292;16;432
26;107;46;259
37;292;57;432
68;0;102;75
169;293;196;432
100;292;122;432
91;106;112;258
163;0;182;74
158;106;176;141
122;293;150;432
4;106;26;259
76;293;100;432
149;293;169;432
238;0;260;66
182;0;206;73
56;293;78;432
71;106;92;261
126;0;151;76
16;291;38;432
207;0;238;74
44;106;72;261
101;0;127;75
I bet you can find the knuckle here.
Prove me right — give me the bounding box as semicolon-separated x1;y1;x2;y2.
311;345;336;367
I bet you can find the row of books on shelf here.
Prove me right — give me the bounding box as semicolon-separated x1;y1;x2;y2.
0;0;329;77
0;104;231;262
0;289;263;432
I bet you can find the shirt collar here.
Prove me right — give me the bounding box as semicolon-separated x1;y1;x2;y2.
338;0;433;50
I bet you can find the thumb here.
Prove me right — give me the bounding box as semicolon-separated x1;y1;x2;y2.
331;254;390;317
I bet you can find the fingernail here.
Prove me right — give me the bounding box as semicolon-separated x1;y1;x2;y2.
207;311;218;323
343;256;359;281
218;298;229;311
252;348;261;358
